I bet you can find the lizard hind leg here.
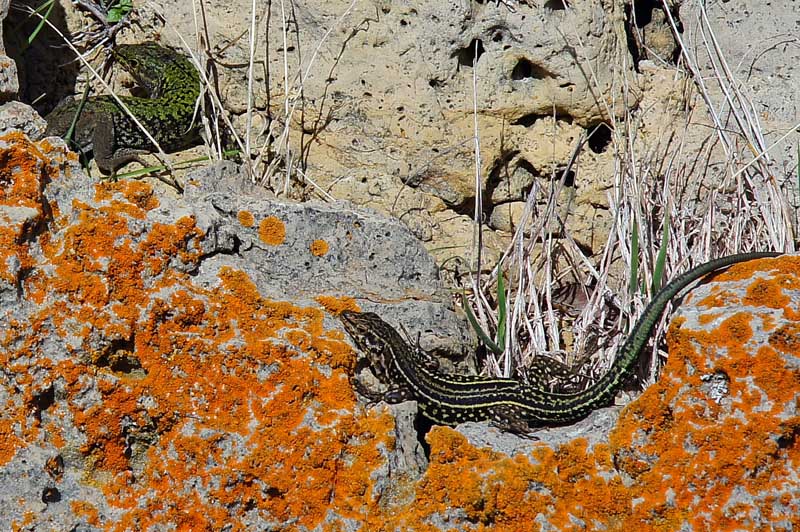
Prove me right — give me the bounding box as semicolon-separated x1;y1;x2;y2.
489;404;538;438
350;376;414;407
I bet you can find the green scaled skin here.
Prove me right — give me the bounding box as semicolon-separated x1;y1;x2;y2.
45;42;200;175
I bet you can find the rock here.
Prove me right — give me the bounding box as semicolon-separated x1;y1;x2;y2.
411;255;800;530
489;201;527;233
681;0;800;173
0;101;46;138
457;406;621;458
4;0;800;526
14;0;794;286
0;127;460;530
0;55;17;101
610;256;800;529
489;157;537;204
0;0;17;100
19;0;639;269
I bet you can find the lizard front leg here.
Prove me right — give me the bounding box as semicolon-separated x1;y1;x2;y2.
92;114;148;176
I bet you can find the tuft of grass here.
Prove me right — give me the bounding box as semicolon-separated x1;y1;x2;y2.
461;1;796;387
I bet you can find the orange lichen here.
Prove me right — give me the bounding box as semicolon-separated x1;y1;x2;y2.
0;134;53;287
397;428;632;531
696;288;738;309
768;323;800;355
383;254;799;530
71;500;101;525
744;278;790;308
310;239;329;256
11;510;36;532
697;311;722;326
258;215;285;246
0;418;25;465
237;210;255;227
0;134;48;205
608;255;800;530
317;295;360;315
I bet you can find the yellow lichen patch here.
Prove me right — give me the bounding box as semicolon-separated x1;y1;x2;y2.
258;215;285;246
237;210;255;227
310;239;329;256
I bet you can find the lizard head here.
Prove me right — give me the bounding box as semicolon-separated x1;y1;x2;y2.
338;310;401;356
113;42;199;98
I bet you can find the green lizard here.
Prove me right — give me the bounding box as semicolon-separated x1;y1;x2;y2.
339;252;782;433
45;42;200;175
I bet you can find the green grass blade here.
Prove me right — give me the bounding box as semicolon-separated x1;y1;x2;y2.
651;209;670;293
100;150;242;180
495;270;506;352
107;0;133;23
629;216;640;297
461;292;504;355
63;83;93;144
25;0;56;46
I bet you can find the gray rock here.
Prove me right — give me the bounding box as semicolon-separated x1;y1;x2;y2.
0;56;18;101
0;101;46;139
0;0;18;100
457;405;621;458
185;163;476;362
0;444;115;531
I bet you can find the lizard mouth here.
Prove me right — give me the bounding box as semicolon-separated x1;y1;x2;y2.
339;309;366;324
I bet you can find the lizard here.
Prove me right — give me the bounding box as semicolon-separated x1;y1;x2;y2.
44;42;200;175
338;251;781;433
